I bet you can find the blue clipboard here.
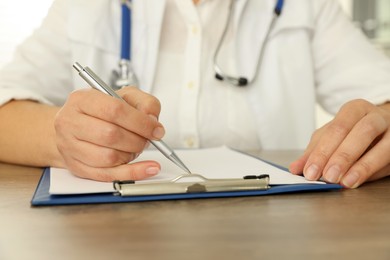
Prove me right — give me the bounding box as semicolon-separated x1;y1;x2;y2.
31;168;342;206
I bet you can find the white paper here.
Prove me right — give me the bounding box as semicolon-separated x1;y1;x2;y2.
49;146;324;195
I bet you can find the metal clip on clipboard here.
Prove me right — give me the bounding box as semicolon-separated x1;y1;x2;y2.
113;174;270;196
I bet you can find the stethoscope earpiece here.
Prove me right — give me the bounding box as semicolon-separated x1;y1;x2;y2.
215;73;248;87
215;73;223;81
237;78;248;87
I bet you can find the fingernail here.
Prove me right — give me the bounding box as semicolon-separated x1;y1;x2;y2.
342;172;360;188
145;166;160;176
152;126;165;139
325;165;341;183
305;164;319;180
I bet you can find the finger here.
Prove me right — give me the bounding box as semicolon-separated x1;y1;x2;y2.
70;141;136;168
59;135;136;168
118;86;162;118
68;158;161;182
303;100;371;180
289;158;306;175
322;111;387;183
71;112;147;153
69;89;165;141
289;125;328;175
341;131;390;188
367;164;390;182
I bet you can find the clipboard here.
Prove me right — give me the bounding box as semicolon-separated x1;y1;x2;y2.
31;167;342;206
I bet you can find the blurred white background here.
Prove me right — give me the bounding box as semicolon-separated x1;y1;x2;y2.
0;0;53;68
0;0;388;128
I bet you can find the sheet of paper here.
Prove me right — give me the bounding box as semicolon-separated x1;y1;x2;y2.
50;146;324;195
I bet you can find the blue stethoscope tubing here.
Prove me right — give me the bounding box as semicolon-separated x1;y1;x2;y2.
121;1;131;61
111;0;137;89
119;0;285;88
275;0;284;15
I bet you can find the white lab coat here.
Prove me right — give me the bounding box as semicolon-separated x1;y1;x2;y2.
0;0;390;149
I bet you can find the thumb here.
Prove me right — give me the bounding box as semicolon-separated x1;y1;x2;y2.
70;160;161;182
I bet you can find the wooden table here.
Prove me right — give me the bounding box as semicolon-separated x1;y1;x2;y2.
1;151;389;260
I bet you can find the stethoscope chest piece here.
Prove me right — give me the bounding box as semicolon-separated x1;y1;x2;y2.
110;59;139;90
111;1;139;90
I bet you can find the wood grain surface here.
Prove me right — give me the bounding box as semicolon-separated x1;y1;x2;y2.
1;151;389;260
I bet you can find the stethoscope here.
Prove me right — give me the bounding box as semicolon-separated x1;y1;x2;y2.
111;0;139;89
214;0;284;87
111;0;285;90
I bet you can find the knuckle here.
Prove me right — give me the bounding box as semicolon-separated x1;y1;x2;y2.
343;99;371;110
140;95;162;115
66;160;117;182
127;167;142;181
120;90;135;103
101;149;135;166
327;122;349;137
119;86;138;95
355;99;372;108
68;90;86;104
358;161;372;173
68;90;81;100
105;101;124;119
339;99;369;117
101;149;121;166
127;153;137;162
139;116;156;136
148;96;161;111
100;125;120;146
94;170;116;182
132;140;148;153
356;160;373;176
312;149;330;163
359;119;382;138
335;151;354;164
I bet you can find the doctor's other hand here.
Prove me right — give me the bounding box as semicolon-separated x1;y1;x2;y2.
54;86;164;182
290;99;390;188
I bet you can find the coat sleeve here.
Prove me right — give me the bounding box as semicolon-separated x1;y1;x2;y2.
313;0;390;115
0;0;73;107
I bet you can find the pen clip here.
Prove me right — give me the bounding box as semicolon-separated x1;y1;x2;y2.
113;173;270;196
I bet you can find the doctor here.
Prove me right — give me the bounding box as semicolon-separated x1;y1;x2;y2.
0;0;389;188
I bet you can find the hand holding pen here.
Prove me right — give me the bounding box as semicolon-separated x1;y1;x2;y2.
54;63;189;182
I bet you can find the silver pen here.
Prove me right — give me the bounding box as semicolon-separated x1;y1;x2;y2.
72;62;191;174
